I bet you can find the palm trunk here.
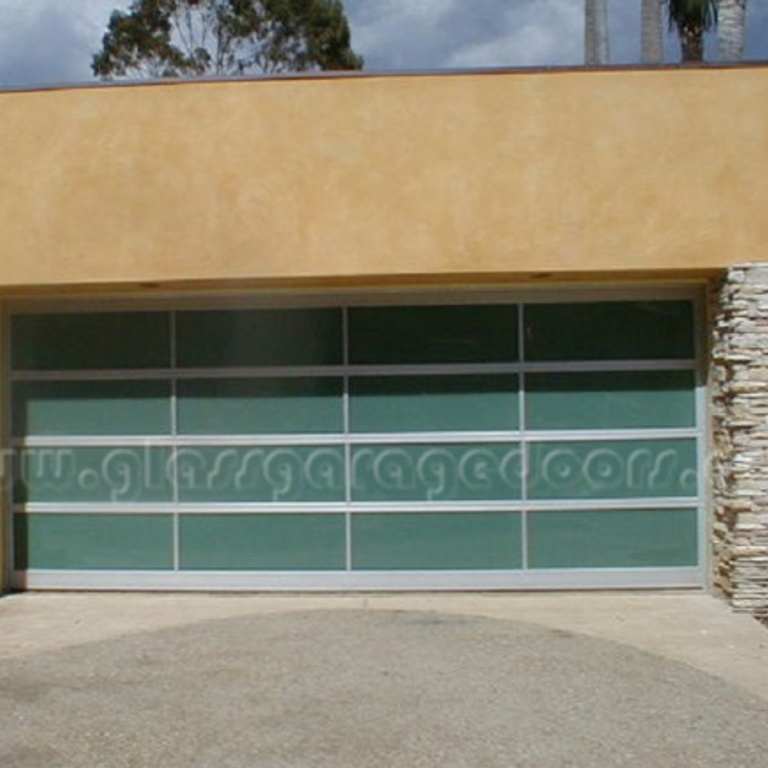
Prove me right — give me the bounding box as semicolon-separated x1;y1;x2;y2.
585;0;610;65
680;21;705;61
641;0;664;64
718;0;747;61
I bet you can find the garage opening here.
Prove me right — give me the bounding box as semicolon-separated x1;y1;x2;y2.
8;292;705;590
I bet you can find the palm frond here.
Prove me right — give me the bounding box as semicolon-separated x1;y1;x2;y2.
664;0;718;31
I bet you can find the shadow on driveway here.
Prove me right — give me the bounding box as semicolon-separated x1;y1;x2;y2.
1;610;766;767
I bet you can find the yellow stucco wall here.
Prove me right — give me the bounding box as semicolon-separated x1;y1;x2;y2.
0;66;767;293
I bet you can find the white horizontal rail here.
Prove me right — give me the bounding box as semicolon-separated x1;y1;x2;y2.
13;428;699;448
14;498;699;515
16;567;705;592
10;359;698;380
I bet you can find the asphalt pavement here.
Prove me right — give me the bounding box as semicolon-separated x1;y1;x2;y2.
0;603;767;768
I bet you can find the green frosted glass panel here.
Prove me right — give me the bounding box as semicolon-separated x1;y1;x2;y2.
177;378;343;435
349;375;519;433
525;301;695;361
176;309;343;368
528;508;699;569
352;443;522;502
528;439;698;500
176;446;345;503
14;447;174;504
180;514;346;570
348;305;519;364
526;371;696;431
14;514;173;570
12;312;170;370
352;512;522;570
12;380;171;437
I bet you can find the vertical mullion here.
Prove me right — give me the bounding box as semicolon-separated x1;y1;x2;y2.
3;309;15;590
518;303;529;570
693;290;709;586
170;311;180;572
342;307;352;572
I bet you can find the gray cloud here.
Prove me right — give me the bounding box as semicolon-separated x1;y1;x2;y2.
345;0;462;70
0;0;123;87
443;1;584;68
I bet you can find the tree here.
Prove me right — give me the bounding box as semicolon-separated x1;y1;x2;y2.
92;0;363;79
585;0;610;65
641;0;664;64
718;0;747;61
664;0;718;63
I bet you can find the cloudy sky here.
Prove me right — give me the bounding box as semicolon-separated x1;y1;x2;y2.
0;0;767;88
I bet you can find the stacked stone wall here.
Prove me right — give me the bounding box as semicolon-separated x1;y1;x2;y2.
711;265;768;618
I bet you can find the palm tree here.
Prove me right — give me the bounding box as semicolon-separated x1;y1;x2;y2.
665;0;718;62
585;0;610;65
641;0;664;64
718;0;747;61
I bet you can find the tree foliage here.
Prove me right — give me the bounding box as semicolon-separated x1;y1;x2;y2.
664;0;718;62
92;0;363;79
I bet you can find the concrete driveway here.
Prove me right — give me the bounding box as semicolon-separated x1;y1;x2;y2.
0;593;766;768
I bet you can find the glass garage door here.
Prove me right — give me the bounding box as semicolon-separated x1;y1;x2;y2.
9;296;704;590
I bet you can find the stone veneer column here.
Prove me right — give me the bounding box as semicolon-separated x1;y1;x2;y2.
711;264;768;618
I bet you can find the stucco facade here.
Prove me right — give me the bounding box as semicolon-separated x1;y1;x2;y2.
1;66;767;613
0;67;767;291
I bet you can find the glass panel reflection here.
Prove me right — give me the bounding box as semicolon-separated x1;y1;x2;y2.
15;514;173;570
180;514;346;570
528;508;699;569
352;443;523;502
352;512;522;570
350;374;519;433
526;370;696;430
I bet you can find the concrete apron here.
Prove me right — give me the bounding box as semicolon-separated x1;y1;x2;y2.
0;591;766;700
